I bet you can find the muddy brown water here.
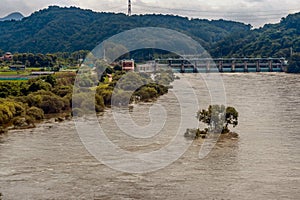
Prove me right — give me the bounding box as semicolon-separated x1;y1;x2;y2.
0;73;299;199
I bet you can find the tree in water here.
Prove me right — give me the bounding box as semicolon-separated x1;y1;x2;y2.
197;105;238;134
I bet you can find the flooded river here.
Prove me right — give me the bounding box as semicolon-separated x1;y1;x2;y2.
0;73;299;199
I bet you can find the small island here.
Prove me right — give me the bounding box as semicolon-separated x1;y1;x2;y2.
185;105;239;140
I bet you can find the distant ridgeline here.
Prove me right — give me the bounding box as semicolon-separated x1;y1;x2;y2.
0;6;250;53
0;12;24;21
0;6;299;66
211;12;300;58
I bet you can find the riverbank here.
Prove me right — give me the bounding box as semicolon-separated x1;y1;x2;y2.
0;112;70;134
0;70;175;134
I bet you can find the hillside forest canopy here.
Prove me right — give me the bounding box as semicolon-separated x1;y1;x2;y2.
0;6;299;72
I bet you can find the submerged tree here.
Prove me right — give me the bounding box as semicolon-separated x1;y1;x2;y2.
197;105;238;134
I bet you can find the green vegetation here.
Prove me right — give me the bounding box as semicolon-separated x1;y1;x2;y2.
26;106;44;120
185;105;239;139
211;12;300;60
0;73;75;129
0;71;30;76
0;6;250;54
1;6;299;72
0;67;173;130
73;69;172;115
0;51;88;70
197;105;238;134
287;53;300;73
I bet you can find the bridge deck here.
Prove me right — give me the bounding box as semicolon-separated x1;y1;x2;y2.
137;58;288;73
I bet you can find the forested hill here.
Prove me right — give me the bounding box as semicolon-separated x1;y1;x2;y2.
0;6;251;54
1;6;299;59
211;12;300;58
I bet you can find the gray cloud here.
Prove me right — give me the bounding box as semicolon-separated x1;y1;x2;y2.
0;0;74;16
0;0;299;27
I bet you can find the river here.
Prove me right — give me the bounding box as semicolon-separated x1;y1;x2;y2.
0;73;299;199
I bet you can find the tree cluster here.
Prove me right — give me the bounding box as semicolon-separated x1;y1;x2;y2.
211;12;300;60
196;105;238;136
0;68;173;128
287;53;300;73
1;6;299;72
0;73;75;127
0;50;89;69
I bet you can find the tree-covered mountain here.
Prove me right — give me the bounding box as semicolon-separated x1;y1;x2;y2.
0;6;251;54
0;6;299;62
211;12;300;58
0;12;24;21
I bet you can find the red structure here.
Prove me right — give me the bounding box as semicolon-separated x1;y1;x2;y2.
122;60;135;71
0;52;13;61
4;52;13;60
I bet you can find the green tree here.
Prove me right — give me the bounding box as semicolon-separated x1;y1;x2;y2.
197;105;238;134
43;75;57;87
287;53;300;73
40;94;65;114
224;106;239;131
0;6;250;53
27;106;44;120
116;72;146;91
28;80;52;92
135;86;158;101
0;100;25;124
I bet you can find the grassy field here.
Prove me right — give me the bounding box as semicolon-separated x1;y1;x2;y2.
0;71;30;76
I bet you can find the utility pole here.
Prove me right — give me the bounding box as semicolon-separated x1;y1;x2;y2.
128;0;131;16
290;47;293;57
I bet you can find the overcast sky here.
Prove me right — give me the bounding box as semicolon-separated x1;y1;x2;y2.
0;0;299;27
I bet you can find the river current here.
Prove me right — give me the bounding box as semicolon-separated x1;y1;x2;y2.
0;73;299;199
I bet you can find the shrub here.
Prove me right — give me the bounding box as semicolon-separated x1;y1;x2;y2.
43;75;57;87
115;72;146;91
0;81;28;98
155;70;175;86
72;108;84;117
0;100;26;124
0;104;12;124
55;72;76;86
63;93;72;109
22;91;68;114
27;107;44;120
136;86;158;101
28;80;52;93
25;115;35;126
26;94;43;107
96;84;113;106
12;116;25;127
40;95;65;114
111;90;133;106
0;127;7;134
53;85;72;97
72;93;88;109
95;94;105;112
13;101;26;116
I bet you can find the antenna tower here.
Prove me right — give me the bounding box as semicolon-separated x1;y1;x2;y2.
128;0;132;16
